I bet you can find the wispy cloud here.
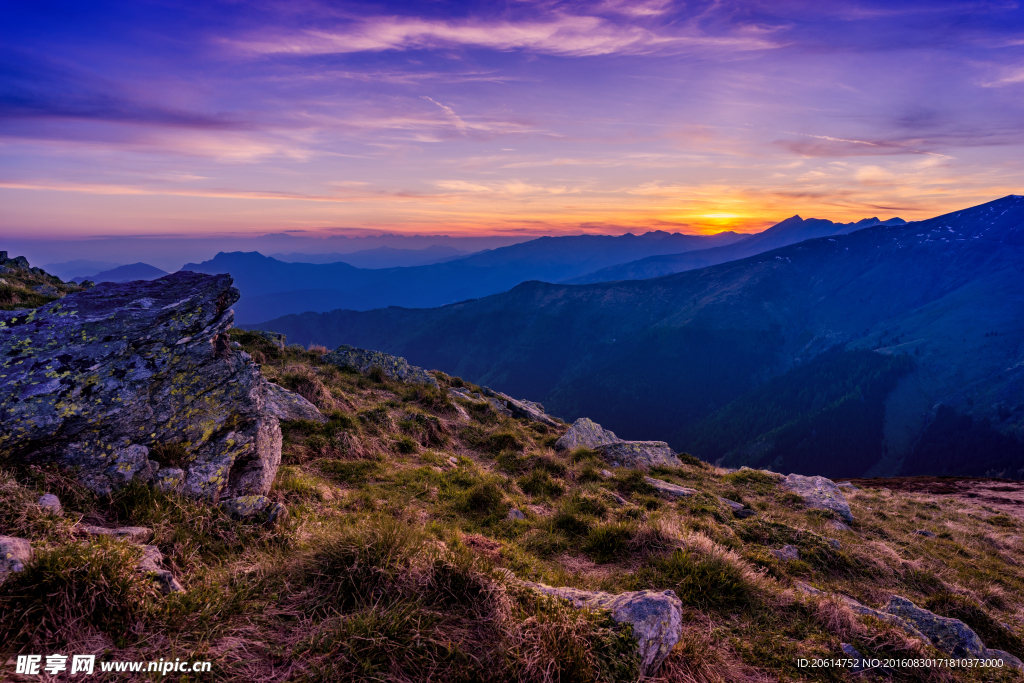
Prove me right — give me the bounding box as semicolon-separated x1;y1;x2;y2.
228;14;778;58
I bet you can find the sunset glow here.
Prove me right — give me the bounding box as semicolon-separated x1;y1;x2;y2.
3;1;1023;239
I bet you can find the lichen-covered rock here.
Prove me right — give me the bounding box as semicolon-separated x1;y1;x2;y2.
597;441;681;469
37;493;61;514
518;578;683;677
0;535;32;576
781;474;854;523
0;272;284;502
264;381;328;424
883;596;986;658
155;467;185;492
82;525;154;544
987;649;1024;671
645;477;697;498
554;417;620;451
322;344;438;387
221;494;272;520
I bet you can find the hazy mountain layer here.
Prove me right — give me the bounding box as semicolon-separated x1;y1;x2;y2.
185;231;743;324
72;262;168;284
250;196;1024;478
269;244;472;268
566;215;905;284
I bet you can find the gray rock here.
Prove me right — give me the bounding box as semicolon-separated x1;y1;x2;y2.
220;494;281;523
597;441;681;469
518;577;683;677
0;535;32;575
827;520;852;532
0;272;284;502
914;529;936;538
829;539;841;550
883;596;986;658
322;344;438;387
772;545;800;561
264;381;328;424
781;474;854;523
37;493;62;514
481;387;560;427
645;477;697;498
718;497;744;511
837;482;859;491
138;545;183;593
82;525;154;544
793;584;930;643
600;469;613;478
554;417;620;451
986;649;1023;671
840;643;867;673
507;508;526;521
733;508;757;519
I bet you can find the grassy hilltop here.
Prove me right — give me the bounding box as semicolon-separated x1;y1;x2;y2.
1;331;1023;682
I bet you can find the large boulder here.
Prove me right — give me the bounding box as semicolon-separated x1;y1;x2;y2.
597;441;681;469
0;272;284;502
554;417;620;451
322;344;438;387
781;474;854;523
517;577;683;677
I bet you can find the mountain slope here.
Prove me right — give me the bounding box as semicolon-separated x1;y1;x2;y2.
184;231;744;324
566;215;905;284
249;196;1024;477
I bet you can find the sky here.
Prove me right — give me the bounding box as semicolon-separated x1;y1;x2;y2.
2;0;1024;241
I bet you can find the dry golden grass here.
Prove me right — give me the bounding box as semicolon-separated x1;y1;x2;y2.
1;334;1022;682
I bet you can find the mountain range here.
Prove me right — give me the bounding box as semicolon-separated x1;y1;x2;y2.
184;230;744;324
269;244;472;268
565;215;905;284
247;196;1024;479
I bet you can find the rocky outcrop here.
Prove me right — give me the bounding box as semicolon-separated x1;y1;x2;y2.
513;573;683;677
552;417;681;469
597;441;681;469
0;535;32;577
0;272;284;502
795;586;1022;669
554;417;621;451
480;387;560;427
781;474;854;523
321;344;438;387
264;382;328;424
